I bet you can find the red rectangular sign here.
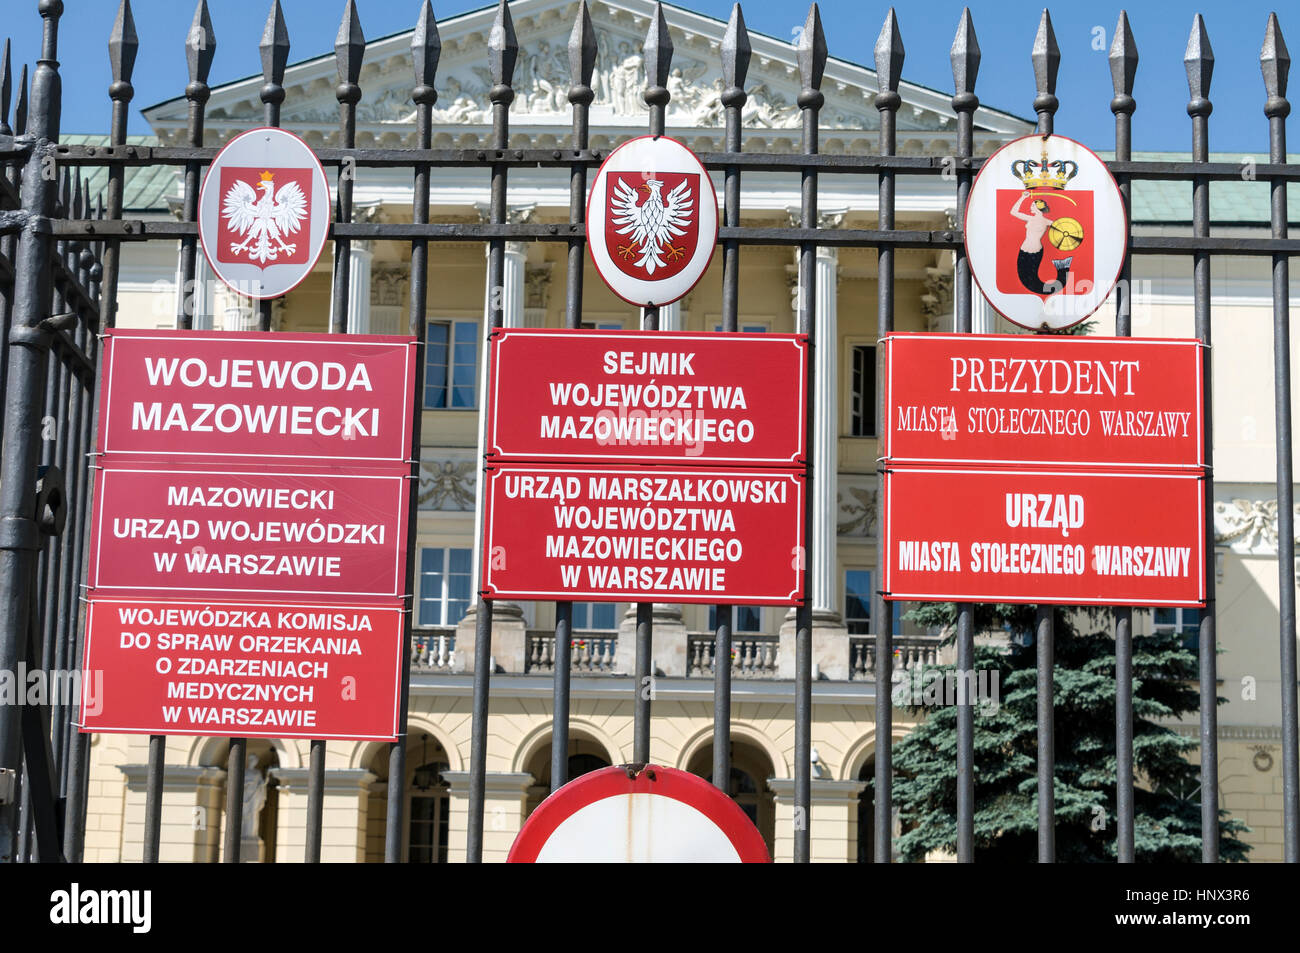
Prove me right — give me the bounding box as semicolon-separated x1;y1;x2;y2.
80;599;403;740
485;328;808;466
88;466;410;600
883;333;1204;470
482;466;805;604
98;329;417;464
882;467;1205;606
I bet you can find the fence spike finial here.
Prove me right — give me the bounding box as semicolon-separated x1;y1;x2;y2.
261;0;290;89
488;0;518;89
335;0;365;88
949;8;977;98
1262;12;1290;109
1185;13;1214;108
568;0;596;92
721;4;751;92
187;1;216;85
644;2;673;91
877;9;905;96
1032;8;1059;98
1;39;11;135
109;0;138;87
1109;11;1137;100
412;0;440;105
796;3;827;93
15;62;27;135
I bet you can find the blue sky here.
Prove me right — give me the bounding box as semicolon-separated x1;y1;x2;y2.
1;0;1292;153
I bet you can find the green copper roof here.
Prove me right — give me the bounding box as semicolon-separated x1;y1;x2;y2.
1119;151;1300;225
60;135;174;214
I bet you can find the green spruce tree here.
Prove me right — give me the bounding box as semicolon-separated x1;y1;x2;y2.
888;602;1250;862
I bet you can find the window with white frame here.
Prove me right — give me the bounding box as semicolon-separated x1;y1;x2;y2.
572;602;618;630
714;322;769;333
1152;606;1201;655
850;345;877;437
581;319;626;330
425;320;477;409
418;547;472;626
845;570;872;634
709;605;762;633
844;570;898;635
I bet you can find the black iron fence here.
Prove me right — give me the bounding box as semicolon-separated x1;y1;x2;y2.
0;0;1296;863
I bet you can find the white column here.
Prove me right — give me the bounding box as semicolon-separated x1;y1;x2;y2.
657;300;681;331
330;241;374;334
811;246;839;616
501;241;526;329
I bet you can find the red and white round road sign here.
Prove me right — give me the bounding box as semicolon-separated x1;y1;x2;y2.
508;764;770;863
198;127;331;300
586;135;719;308
965;133;1127;332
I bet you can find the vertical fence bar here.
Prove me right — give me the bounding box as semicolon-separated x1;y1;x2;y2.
950;7;977;864
793;3;825;865
57;300;93;794
175;2;213;332
308;0;364;867
66;0;135;862
223;737;245;862
1109;10;1137;864
1262;13;1298;863
52;186;87;784
0;42;13;438
631;2;673;769
871;8;903;863
256;1;288;333
468;0;516;863
551;0;594;793
144;0;216;867
0;0;62;864
711;2;749;793
1185;14;1219;863
0;55;18;855
1030;10;1060;864
387;0;438;865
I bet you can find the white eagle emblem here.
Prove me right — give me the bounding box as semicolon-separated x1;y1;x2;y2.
610;177;694;275
221;170;309;265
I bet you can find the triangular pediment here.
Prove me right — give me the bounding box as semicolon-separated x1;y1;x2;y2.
143;0;1032;153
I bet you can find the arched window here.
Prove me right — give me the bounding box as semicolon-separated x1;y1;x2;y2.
523;737;613;817
408;757;450;864
857;758;874;863
685;740;776;855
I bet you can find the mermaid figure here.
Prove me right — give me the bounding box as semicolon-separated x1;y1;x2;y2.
1010;190;1072;295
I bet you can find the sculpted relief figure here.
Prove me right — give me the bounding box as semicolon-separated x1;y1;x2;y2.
432;76;483;124
616;43;645;115
241;754;267;840
742;84;801;128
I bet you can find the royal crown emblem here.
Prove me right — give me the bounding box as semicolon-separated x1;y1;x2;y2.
1011;143;1079;190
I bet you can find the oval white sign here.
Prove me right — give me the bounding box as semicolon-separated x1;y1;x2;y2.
965;133;1127;332
586;135;720;308
198;127;331;301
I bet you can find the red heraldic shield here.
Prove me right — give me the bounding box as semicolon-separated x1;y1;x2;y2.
994;188;1094;300
215;166;314;269
604;171;701;282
